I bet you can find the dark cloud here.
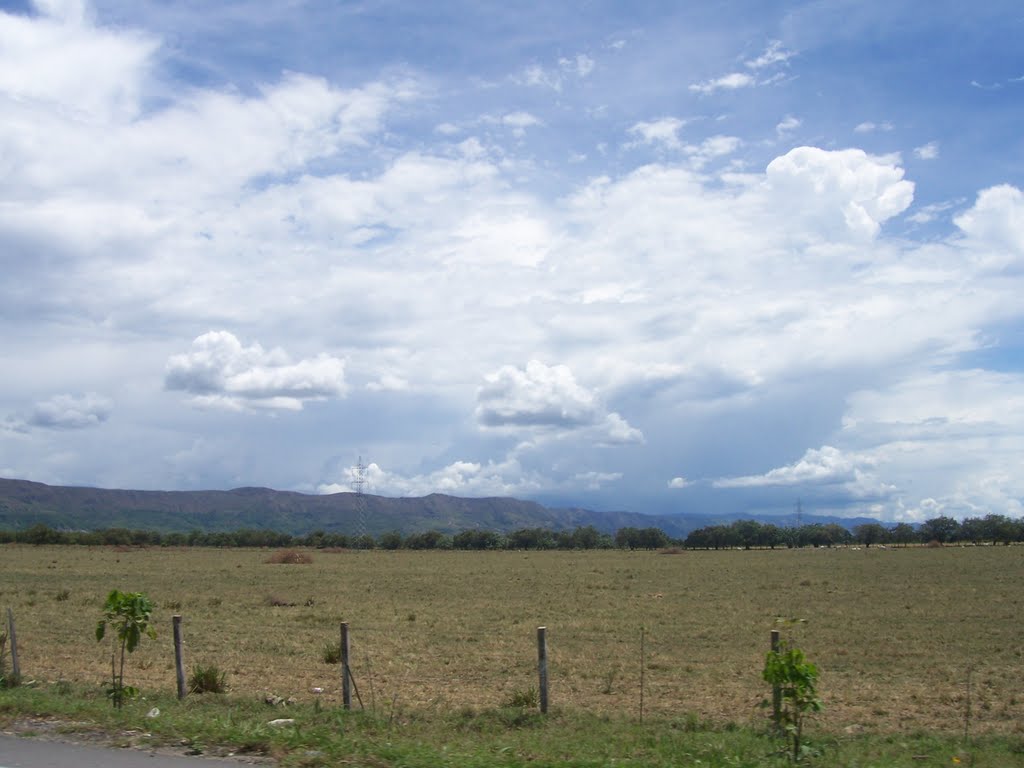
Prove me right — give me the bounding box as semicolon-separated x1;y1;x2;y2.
27;393;112;430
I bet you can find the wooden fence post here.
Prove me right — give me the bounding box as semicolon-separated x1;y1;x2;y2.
341;622;352;710
770;629;781;728
537;626;548;714
7;608;19;682
173;615;186;700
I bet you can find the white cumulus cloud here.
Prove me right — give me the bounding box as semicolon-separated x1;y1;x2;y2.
165;331;347;411
714;445;893;501
954;184;1024;262
318;458;545;498
476;361;599;428
716;445;868;487
765;146;914;240
475;361;643;444
837;369;1024;520
0;0;156;122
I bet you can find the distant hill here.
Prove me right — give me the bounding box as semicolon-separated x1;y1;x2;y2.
0;477;881;538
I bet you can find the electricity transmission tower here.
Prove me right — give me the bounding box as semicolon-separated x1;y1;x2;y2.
351;456;368;541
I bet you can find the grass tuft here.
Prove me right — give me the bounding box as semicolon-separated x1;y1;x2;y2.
188;663;228;694
505;687;538;709
322;642;341;664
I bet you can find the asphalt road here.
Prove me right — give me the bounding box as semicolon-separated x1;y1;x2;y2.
0;735;258;768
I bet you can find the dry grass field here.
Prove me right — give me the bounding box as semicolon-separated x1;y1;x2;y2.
1;544;1021;736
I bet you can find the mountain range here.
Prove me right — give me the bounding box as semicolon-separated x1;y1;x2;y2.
0;477;881;538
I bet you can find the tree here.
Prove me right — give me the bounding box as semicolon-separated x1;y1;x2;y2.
980;514;1019;545
302;530;327;548
731;520;762;549
959;517;986;544
989;514;1024;545
919;516;960;544
507;528;555;550
853;523;888;548
615;527;668;550
890;523;916;547
96;590;156;708
570;525;605;550
100;528;132;546
405;530;450;550
819;524;852;548
757;523;785;549
352;534;376;550
19;524;63;545
453;530;503;549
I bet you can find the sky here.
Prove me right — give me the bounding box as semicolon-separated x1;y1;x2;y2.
1;0;1023;523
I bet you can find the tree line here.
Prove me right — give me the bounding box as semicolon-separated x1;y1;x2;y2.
682;514;1024;549
2;514;1021;551
0;523;670;550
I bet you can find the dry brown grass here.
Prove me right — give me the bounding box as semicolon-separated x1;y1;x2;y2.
1;544;1022;735
263;594;297;607
264;549;313;564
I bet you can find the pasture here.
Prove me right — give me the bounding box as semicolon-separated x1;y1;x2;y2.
1;544;1022;736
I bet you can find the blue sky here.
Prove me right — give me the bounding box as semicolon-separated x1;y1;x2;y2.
1;0;1023;522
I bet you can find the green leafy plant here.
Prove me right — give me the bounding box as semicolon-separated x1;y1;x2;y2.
95;590;156;708
188;663;228;694
762;630;823;761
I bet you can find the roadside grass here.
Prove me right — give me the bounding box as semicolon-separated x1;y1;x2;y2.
3;682;1023;767
1;545;1023;736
